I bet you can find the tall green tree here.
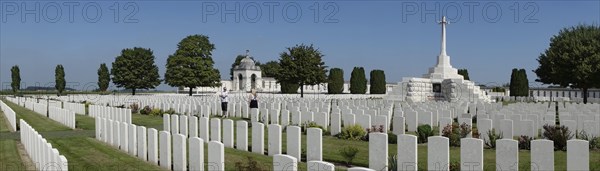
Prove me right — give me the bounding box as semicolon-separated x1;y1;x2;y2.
350;67;367;94
518;69;530;96
509;68;519;96
10;65;20;95
261;61;280;77
55;65;66;96
165;35;222;96
275;44;327;97
327;68;344;94
458;69;470;80
369;69;386;94
534;24;600;103
97;63;110;92
111;47;161;95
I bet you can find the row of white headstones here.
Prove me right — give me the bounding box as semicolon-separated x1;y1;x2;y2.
20;119;68;171
0;100;17;131
7;97;75;129
96;111;592;171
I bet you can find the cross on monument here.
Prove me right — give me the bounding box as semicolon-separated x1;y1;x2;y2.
439;16;448;56
245;49;250;57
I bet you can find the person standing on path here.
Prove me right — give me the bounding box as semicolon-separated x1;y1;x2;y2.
220;87;229;118
249;89;258;109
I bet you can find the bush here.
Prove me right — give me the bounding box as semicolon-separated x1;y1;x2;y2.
442;123;472;147
140;106;152;115
577;130;600;149
485;128;503;149
449;159;460;171
388;154;397;171
336;125;367;141
387;132;397;144
542;124;573;151
129;103;140;113
234;156;267;171
149;108;164;116
164;108;176;114
338;146;359;166
518;135;533;150
417;125;434;144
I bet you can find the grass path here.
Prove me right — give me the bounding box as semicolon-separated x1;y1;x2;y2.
0;110;27;170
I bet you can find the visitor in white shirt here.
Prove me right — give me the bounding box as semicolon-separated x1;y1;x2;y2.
220;87;229;118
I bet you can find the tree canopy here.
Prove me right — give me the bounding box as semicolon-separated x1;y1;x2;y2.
274;44;327;97
327;68;344;94
164;34;222;96
458;69;470;80
534;24;600;103
369;69;386;94
55;65;66;96
111;47;161;95
261;61;280;78
11;65;20;94
350;67;367;94
98;63;110;92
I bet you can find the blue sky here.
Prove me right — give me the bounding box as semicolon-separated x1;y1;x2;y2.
1;0;599;91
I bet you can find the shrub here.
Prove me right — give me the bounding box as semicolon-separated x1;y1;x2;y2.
542;124;573;151
518;135;533;150
338;146;359;166
140;106;152;115
417;125;434;144
336;125;367;140
234;156;266;171
449;159;460;171
577;130;600;149
129;103;140;113
164;108;176;114
388;154;397;171
149;108;164;116
442;123;472;147
388;132;397;144
485;128;503;149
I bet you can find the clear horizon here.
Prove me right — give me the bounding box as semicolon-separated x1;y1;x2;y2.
1;1;599;91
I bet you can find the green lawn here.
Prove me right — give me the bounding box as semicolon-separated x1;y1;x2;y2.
0;110;27;171
75;114;96;130
2;100;71;132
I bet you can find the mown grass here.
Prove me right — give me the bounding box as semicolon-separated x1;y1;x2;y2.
0;110;27;171
2;100;71;132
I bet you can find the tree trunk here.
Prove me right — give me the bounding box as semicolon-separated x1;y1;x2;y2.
300;83;304;98
583;87;588;104
188;87;193;96
132;88;136;96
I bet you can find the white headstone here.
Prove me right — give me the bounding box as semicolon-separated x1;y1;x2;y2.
531;139;554;171
307;128;323;161
120;122;128;151
159;131;171;169
273;154;297;171
393;116;405;135
172;134;187;171
500;119;514;139
287;126;301;161
189;137;204;171
210;118;221;142
478;119;493;143
163;114;170;132
405;110;418;132
252;122;265;154
268;124;282;156
307;161;335;171
428;136;449;171
331;113;341;135
148;128;158;164
207;141;224;171
189;116;198;137
369;133;388;171
222;119;234;148
496;139;518;171
171;114;179;135
236;121;248;151
397;134;417;171
128;124;137;155
180;115;188;137
137;126;147;161
567;139;589;170
460;138;483;170
199;117;209;142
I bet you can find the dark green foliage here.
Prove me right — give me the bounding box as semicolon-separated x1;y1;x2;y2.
164;35;222;96
140;106;152;115
458;69;470;80
518;135;533;150
275;44;328;97
97;63;110;92
534;24;600;104
387;132;397;144
350;67;367;94
164;108;176;115
336;124;367;140
491;87;506;92
327;68;344;94
111;47;161;95
484;128;503;149
509;68;530;97
11;65;20;94
338;146;359;166
55;65;66;96
449;160;461;171
578;131;600;149
260;61;280;78
417;124;434;144
442;123;472;147
279;81;299;94
235;156;267;171
388;154;397;171
369;69;386;94
542;124;573;151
